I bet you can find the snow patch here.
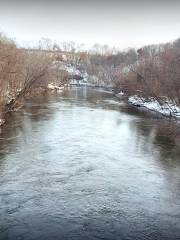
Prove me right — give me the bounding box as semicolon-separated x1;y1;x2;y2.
104;99;125;105
0;119;5;126
128;95;180;118
47;84;64;92
116;91;125;99
64;64;81;76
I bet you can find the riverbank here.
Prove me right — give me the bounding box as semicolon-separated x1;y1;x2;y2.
0;84;66;127
1;85;180;127
115;92;180;119
128;95;180;118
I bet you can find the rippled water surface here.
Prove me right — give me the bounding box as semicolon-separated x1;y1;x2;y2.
0;87;180;240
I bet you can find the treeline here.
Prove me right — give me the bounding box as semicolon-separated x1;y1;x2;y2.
82;48;137;86
1;33;180;122
0;34;70;125
114;40;180;103
79;38;180;116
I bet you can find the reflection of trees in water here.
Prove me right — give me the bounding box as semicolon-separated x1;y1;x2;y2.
131;119;180;168
27;90;61;105
25;105;55;123
0;90;62;142
0;113;23;168
24;91;63;123
0;94;59;165
65;87;180;166
0;112;22;142
63;87;124;112
0;87;180;172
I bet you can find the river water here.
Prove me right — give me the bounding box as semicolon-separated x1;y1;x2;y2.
0;87;180;240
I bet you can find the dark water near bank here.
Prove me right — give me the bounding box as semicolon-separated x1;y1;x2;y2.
0;87;180;240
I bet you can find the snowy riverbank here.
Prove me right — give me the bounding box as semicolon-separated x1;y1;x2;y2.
128;95;180;118
115;92;180;118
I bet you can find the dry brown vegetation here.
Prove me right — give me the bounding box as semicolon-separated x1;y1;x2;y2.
0;34;71;124
1;33;180;123
114;42;180;105
81;39;180;116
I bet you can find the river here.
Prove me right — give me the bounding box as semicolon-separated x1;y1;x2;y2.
0;87;180;240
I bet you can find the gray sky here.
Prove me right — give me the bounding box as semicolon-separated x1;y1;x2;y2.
0;0;180;49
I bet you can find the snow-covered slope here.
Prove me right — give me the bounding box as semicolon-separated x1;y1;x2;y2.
128;95;180;118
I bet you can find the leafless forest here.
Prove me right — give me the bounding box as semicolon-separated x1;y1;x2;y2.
0;34;71;124
83;40;180;114
1;33;180;124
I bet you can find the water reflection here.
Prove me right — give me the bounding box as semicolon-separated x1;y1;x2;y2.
0;87;180;240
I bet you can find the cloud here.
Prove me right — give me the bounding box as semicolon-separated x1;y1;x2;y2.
0;0;180;48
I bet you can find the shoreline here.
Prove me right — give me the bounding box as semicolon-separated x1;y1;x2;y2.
1;86;180;128
0;85;66;128
115;92;180;120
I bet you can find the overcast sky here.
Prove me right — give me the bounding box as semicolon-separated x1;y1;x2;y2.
0;0;180;49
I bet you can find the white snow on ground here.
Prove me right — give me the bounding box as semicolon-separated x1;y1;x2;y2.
60;63;89;85
0;119;5;126
103;99;125;106
64;64;81;76
115;92;124;99
128;95;180;118
52;61;83;77
55;61;108;87
47;84;64;92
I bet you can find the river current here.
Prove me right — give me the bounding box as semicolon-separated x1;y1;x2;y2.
0;87;180;240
